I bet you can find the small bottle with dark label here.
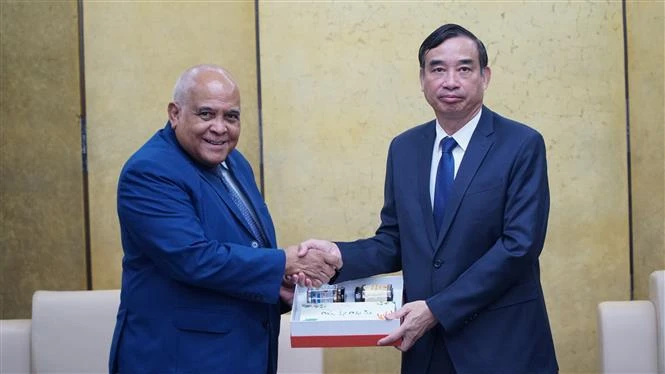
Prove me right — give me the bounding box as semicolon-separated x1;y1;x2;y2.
354;284;393;302
306;285;345;304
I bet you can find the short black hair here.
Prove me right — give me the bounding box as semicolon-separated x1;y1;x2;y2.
418;24;488;69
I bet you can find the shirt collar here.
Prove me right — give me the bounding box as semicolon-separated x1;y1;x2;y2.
434;108;482;152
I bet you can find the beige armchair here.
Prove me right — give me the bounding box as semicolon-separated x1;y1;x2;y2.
0;290;321;373
1;290;120;374
598;270;665;374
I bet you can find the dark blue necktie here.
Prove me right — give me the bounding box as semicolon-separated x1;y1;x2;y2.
433;137;457;234
217;165;267;247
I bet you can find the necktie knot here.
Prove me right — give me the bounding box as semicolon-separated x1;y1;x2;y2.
441;136;457;154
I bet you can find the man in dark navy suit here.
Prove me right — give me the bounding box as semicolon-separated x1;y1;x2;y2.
301;24;558;373
109;65;341;374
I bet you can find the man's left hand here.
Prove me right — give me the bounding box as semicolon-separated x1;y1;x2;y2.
377;300;438;352
279;276;296;305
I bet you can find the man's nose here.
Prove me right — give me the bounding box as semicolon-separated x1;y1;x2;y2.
210;117;227;133
441;71;460;89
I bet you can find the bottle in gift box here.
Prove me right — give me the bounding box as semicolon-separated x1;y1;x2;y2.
306;285;345;304
354;284;393;302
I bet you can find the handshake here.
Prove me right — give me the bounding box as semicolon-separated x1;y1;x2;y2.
283;239;341;289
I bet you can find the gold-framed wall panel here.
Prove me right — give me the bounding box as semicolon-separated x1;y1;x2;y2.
259;3;629;373
1;1;86;318
626;1;665;300
2;2;654;372
83;1;260;289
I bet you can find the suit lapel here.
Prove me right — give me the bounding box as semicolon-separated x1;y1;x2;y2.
417;121;438;250
435;108;496;250
164;122;274;246
198;168;259;242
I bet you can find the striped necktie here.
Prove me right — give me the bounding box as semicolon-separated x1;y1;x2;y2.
217;165;266;247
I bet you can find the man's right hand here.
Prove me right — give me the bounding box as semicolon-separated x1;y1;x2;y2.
284;244;338;288
298;239;342;267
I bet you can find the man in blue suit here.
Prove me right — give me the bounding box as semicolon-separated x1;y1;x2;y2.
109;65;341;373
301;24;558;373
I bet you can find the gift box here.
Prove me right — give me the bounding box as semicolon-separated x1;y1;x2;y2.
290;275;403;348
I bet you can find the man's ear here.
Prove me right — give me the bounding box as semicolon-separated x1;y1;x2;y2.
419;68;425;92
167;102;179;126
481;66;491;90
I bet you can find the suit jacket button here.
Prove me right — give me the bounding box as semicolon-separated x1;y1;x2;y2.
251;241;259;248
433;260;442;268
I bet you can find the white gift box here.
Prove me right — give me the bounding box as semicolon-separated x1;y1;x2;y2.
290;275;403;347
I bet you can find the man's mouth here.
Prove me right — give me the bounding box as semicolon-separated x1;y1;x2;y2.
204;139;226;146
439;95;463;103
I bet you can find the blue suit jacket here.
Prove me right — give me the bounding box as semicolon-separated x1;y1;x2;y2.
336;107;558;373
109;123;287;374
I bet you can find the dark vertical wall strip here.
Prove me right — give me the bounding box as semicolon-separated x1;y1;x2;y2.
254;0;265;195
621;0;635;300
78;0;92;290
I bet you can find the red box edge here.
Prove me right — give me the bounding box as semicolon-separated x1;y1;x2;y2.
290;334;401;348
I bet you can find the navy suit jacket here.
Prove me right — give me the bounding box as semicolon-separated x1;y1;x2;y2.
336;107;558;373
109;123;287;373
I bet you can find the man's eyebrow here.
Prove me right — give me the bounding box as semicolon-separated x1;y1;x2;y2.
226;109;240;116
428;58;476;67
194;106;215;112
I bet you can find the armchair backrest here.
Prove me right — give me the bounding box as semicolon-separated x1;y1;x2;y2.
597;270;665;373
0;319;31;373
650;271;665;374
31;290;120;373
